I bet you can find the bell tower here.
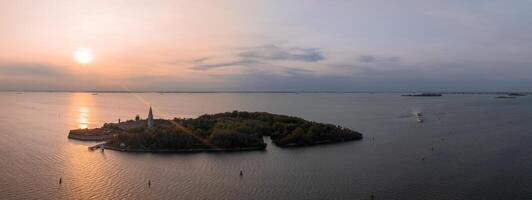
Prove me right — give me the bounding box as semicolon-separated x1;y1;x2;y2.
147;106;154;129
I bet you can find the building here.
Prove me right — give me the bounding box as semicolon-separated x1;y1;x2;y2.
147;106;154;129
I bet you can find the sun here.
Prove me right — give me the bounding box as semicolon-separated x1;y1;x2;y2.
74;48;93;64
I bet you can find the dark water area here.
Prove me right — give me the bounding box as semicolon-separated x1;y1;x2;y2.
1;92;532;199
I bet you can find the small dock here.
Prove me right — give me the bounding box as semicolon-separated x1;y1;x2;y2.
88;143;105;151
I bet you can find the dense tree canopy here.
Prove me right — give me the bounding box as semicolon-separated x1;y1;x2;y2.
106;111;362;150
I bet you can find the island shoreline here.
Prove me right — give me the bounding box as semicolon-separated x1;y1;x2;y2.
68;133;114;141
102;144;267;153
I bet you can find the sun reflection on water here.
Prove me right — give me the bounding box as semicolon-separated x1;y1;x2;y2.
68;93;97;129
78;107;89;129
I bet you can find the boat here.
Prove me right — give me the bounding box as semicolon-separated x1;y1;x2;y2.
416;113;424;123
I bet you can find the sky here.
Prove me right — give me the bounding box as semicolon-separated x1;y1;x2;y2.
1;0;531;92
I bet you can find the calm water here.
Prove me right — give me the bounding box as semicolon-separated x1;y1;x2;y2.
1;92;532;200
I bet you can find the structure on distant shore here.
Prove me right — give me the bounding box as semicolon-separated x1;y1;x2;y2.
147;106;154;129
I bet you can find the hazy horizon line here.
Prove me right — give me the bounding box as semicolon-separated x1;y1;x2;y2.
1;90;530;94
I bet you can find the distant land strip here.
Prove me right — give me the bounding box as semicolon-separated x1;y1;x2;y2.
1;90;531;95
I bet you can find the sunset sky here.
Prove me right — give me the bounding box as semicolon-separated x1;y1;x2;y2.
1;0;531;91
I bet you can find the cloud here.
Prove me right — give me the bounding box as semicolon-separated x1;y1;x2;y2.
238;45;324;62
211;61;532;92
0;62;82;91
283;67;312;75
357;55;399;64
192;59;261;70
329;54;404;77
190;44;324;71
0;63;67;77
192;57;210;63
217;72;411;91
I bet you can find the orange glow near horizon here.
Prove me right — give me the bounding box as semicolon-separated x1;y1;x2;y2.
0;0;249;90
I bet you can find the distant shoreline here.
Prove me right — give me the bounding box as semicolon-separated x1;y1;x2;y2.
2;90;531;95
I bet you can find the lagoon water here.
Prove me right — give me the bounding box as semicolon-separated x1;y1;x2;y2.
1;92;532;199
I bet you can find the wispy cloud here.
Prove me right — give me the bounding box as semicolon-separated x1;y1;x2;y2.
237;45;324;62
190;44;325;71
357;55;399;64
192;59;261;70
192;57;210;63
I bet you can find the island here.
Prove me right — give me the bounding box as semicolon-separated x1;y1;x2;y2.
69;108;363;152
495;96;517;99
507;93;527;96
401;93;443;97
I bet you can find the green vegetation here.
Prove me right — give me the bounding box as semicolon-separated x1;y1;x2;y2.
104;111;362;151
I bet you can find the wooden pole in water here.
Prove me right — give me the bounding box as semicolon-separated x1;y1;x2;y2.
148;180;151;187
59;178;62;184
240;170;243;176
